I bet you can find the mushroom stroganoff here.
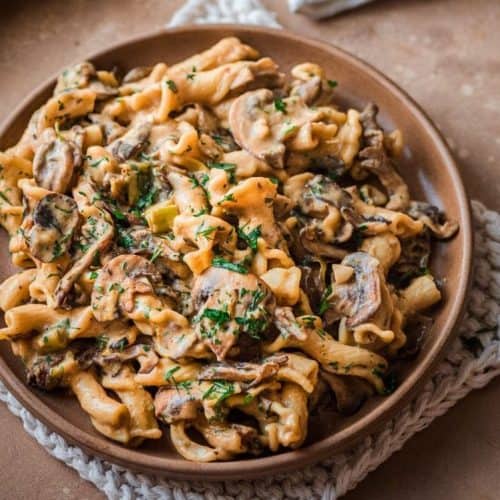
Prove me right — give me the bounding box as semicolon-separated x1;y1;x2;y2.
0;38;458;462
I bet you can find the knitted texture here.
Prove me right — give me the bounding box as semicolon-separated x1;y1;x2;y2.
1;3;499;499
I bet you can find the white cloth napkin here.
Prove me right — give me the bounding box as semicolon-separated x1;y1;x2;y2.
288;0;375;19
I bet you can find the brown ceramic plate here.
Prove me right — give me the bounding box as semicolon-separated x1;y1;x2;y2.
0;25;472;480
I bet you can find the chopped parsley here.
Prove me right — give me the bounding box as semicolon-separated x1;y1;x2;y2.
132;187;158;216
95;335;109;350
164;365;181;383
112;208;127;221
165;79;178;92
302;315;317;328
89;271;99;280
150;246;163;262
195;223;217;239
111;337;128;352
193;208;208;217
109;283;125;293
327;79;338;88
207;162;237;183
212;256;248;274
218;193;236;204
242;394;254;405
274;98;287;114
89;157;107;168
202;380;235;405
318;285;332;315
212;134;224;145
117;228;135;249
235;316;267;339
238;225;261;252
249;289;265;310
199;307;230;326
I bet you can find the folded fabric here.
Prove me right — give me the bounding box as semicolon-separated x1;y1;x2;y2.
288;0;375;19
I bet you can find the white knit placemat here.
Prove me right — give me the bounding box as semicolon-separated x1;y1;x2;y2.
1;2;499;499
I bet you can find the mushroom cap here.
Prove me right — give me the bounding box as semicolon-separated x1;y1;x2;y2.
29;193;79;263
359;103;410;211
228;89;286;168
33;129;80;193
192;267;275;361
407;201;459;239
198;355;286;387
321;371;372;415
326;251;382;327
107;121;152;162
154;386;201;424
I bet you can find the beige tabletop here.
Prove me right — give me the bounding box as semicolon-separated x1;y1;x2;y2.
0;1;499;499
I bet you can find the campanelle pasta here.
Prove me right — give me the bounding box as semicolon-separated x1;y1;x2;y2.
0;38;458;462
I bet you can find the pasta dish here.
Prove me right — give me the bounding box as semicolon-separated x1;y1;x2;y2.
0;38;458;461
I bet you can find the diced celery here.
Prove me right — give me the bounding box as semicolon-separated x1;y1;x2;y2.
145;201;178;233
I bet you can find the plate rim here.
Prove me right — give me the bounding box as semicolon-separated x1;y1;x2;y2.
0;24;473;480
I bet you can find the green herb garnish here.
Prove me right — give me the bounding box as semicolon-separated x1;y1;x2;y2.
238;225;261;252
150;246;163;262
165;79;178;92
274;98;287;114
200;307;231;326
207;162;237;183
202;380;235;405
318;285;332;315
164;365;181;383
96;335;109;350
212;256;248;274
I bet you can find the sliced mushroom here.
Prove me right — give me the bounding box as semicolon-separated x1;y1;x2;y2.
55;62;118;99
95;344;159;375
192;267;275;361
321;370;372;415
273;306;308;342
155;385;201;424
54;62;95;94
291;76;322;105
33;128;81;193
229;89;286;168
198;355;287;387
91;254;162;322
388;230;431;288
305;175;354;214
407;201;459;239
122;66;153;84
359;103;409;211
299;228;348;260
194;419;262;457
26;351;67;390
107;121;152;162
299;259;327;308
118;227;182;262
55;210;114;307
28;193;79;263
324;252;382;327
26;348;81;391
286;174;359;254
89;113;126;143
